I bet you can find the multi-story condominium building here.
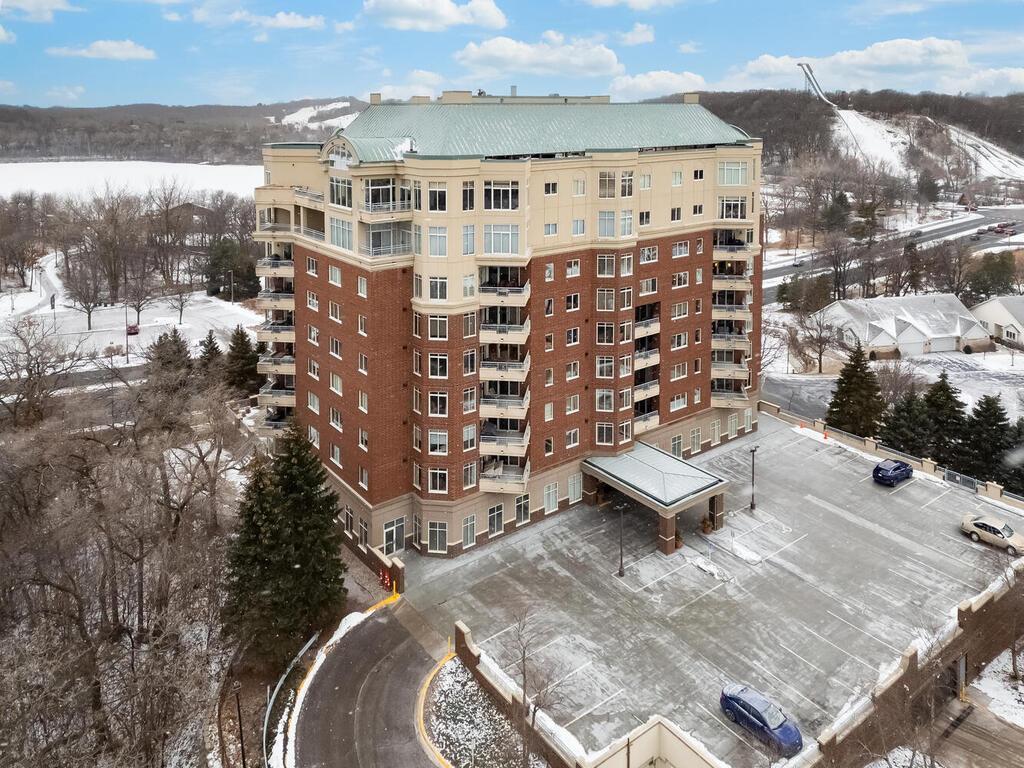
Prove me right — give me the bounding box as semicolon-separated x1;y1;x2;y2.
253;90;762;559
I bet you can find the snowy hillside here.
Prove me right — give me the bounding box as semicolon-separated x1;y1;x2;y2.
0;161;263;197
832;110;1024;182
270;100;360;131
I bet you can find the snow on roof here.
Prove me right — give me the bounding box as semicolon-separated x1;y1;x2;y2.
816;294;984;342
973;295;1024;327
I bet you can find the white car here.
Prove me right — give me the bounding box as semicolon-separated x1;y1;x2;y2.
961;513;1024;557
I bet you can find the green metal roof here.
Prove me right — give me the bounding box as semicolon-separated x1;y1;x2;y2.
338;102;751;162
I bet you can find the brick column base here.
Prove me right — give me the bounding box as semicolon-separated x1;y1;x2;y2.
658;514;676;555
709;494;725;531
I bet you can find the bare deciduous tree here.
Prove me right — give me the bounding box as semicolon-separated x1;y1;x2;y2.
792;311;847;373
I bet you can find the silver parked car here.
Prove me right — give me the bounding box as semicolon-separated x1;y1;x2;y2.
961;514;1024;556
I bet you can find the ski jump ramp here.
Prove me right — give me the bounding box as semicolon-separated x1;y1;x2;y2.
798;63;837;107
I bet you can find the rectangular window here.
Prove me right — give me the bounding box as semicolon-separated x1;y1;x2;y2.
566;259;581;278
462;514;476;548
488;504;504;536
306;290;319;311
672;272;688;289
329;176;352;208
483;180;519;210
429;391;448;416
565;327;579;346
596;422;613;445
619;321;632;343
463;312;476;338
483;224;520;254
694;168;704;180
572;218;585;236
544;482;559;513
329;300;342;322
596;355;614;378
718;161;748;186
672;332;688;350
428;181;447;212
330;337;342;358
463;461;477;489
718;196;747;219
307;324;319;345
670;393;687;412
639;278;657;296
428;353;448;379
639;173;651;190
413;424;422;451
692;203;704;216
463;387;476;413
330;406;343;430
428;314;448;341
596;388;613;412
329;264;342;286
673;241;689;259
330;443;342;466
330;371;342;393
463;423;476;451
620;253;633;276
358;390;368;412
690;427;701;454
671;301;688;319
427;521;447;552
598;171;616;199
515;494;530;525
308;358;320;379
596;288;615;311
428;226;447;257
696;237;704;255
428;429;448;455
462;224;475;255
640;246;658;264
329;218;353;250
428;469;448;495
565;428;580;449
429;277;448;301
462;181;475;211
671;435;683;457
619;354;633;377
357;276;368;297
307;391;319;414
566;293;580;312
544;402;554;422
463;348;476;375
671;361;687;380
544;181;557;196
358;353;368;374
619;421;632;444
597;253;615;277
569;473;582;504
620;171;633;198
463;274;475;298
620;209;633;237
566;360;580;380
598;211;615;238
620;286;632;309
544;222;557;237
307;256;318;276
308;425;319;447
638;211;650;226
573;178;586;196
359;428;369;451
670;207;681;222
672;170;682;186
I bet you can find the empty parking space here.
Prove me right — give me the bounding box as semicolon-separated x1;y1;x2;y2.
403;414;1011;768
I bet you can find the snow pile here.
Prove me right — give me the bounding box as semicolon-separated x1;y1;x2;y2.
972;648;1024;728
865;746;948;768
0;161;263;197
689;555;732;581
280;101;358;130
268;689;294;768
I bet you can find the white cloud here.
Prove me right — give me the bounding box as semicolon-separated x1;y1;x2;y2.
584;0;681;8
0;24;16;43
677;40;700;54
455;31;623;77
46;39;157;60
713;36;1024;94
47;85;85;101
374;69;444;101
363;0;506;31
0;80;16;95
162;11;182;21
609;69;705;101
253;31;269;42
619;22;654;46
334;19;355;32
848;0;968;19
0;0;80;22
228;10;325;29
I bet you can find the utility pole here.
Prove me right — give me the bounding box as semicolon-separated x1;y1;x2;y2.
749;446;759;512
232;680;247;768
229;269;235;303
617;502;625;578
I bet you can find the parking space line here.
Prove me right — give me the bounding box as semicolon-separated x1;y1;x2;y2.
694;702;761;753
779;643;858;694
921;488;953;508
478;623;516;645
565;688;624;727
540;660;592;694
826;610;902;654
749;659;832;716
905;556;981;590
667;581;727;616
634;560;692;592
858;474;875;482
581;521;615;540
889;478;917;495
763;533;808;562
797;621;876;671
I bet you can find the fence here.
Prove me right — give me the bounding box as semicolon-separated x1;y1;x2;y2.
944;469;979;492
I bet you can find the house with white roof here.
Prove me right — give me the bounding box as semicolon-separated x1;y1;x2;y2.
813;293;993;358
970;295;1024;346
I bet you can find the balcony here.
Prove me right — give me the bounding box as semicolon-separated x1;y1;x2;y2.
633;380;660;402
479;317;531;346
256;321;296;343
634;317;661;339
294;225;325;243
254;222;292;241
479;425;531;458
480;460;530;494
359;240;414;259
294;187;325;209
480;354;531;383
711;361;750;380
711;333;751;353
480;389;531;420
634;349;660;371
255;414;291;439
712;274;753;292
258;382;296;408
256;290;295;311
255;258;294;278
257;352;296;375
634;411;660;435
711;387;750;409
479;282;531;308
358;200;413;224
712;303;752;322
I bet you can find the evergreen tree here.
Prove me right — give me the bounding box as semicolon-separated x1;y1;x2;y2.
145;328;192;391
878;391;932;457
921;371;966;466
825;342;886;437
1008;418;1024;496
223;325;262;395
961;395;1013;483
197;330;223;377
916;169;940;203
224;430;346;655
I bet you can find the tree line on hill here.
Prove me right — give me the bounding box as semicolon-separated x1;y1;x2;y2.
0;314;347;765
825;343;1024;493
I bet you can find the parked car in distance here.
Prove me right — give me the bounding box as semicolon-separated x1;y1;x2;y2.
908;229;923;238
961;514;1024;557
970;234;982;241
720;684;803;758
976;227;988;234
873;459;913;487
1007;229;1018;236
126;324;140;336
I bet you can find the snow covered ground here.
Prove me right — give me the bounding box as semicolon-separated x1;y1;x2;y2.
971;648;1024;729
0;161;263;197
277;100;360;131
0;252;262;362
906;350;1024;421
865;746;947;768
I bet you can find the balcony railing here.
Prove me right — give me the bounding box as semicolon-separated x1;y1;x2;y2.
258;321;296;334
361;199;413;214
258;290;295;300
294;187;325;203
480;393;529;409
258;222;291;233
635;349;659;362
712;303;748;312
634;380;659;395
481;461;529;482
711;361;748;371
712;333;748;342
479;283;529;296
256;257;294;269
480;428;530;448
480;356;529;373
359;241;414;258
295;226;325;242
711;387;747;397
259;382;295;397
259;353;296;365
635;318;659;331
712;243;754;253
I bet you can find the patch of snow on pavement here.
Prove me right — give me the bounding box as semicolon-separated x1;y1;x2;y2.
972;648;1024;729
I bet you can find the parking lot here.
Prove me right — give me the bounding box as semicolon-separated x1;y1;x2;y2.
403;414;1015;767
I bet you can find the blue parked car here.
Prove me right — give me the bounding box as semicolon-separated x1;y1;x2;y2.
720;684;803;758
872;459;913;487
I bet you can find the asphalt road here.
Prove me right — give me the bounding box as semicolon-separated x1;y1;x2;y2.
760;375;835;421
761;209;1020;303
294;607;435;768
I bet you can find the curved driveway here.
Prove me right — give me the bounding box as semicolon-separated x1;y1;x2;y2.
294;604;437;768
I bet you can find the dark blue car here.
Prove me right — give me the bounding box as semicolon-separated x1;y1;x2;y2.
720;684;803;758
872;459;913;487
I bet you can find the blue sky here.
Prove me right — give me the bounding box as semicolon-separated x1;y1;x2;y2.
1;0;1022;107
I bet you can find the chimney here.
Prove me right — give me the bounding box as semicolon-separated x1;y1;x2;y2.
682;92;699;104
510;85;518;97
369;92;381;105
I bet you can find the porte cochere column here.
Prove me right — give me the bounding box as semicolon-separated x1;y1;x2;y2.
658;514;676;555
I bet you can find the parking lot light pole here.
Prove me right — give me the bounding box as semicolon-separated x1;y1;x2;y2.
749;446;758;511
618;504;625;578
232;680;247;768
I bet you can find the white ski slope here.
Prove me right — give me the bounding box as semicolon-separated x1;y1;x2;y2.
278;100;359;130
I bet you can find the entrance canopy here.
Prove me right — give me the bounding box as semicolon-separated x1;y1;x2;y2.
582;442;729;516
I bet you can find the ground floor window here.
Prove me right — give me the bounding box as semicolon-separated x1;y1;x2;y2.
344;506;354;533
690;427;701;454
728;414;739;437
670;435;683;457
488;504;504;536
428;521;447;553
744;408;753;431
383;516;405;555
413;515;422;548
568;472;582;504
515;494;530;525
711;419;721;445
544;482;558;514
462;514;476;548
358;518;369;547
